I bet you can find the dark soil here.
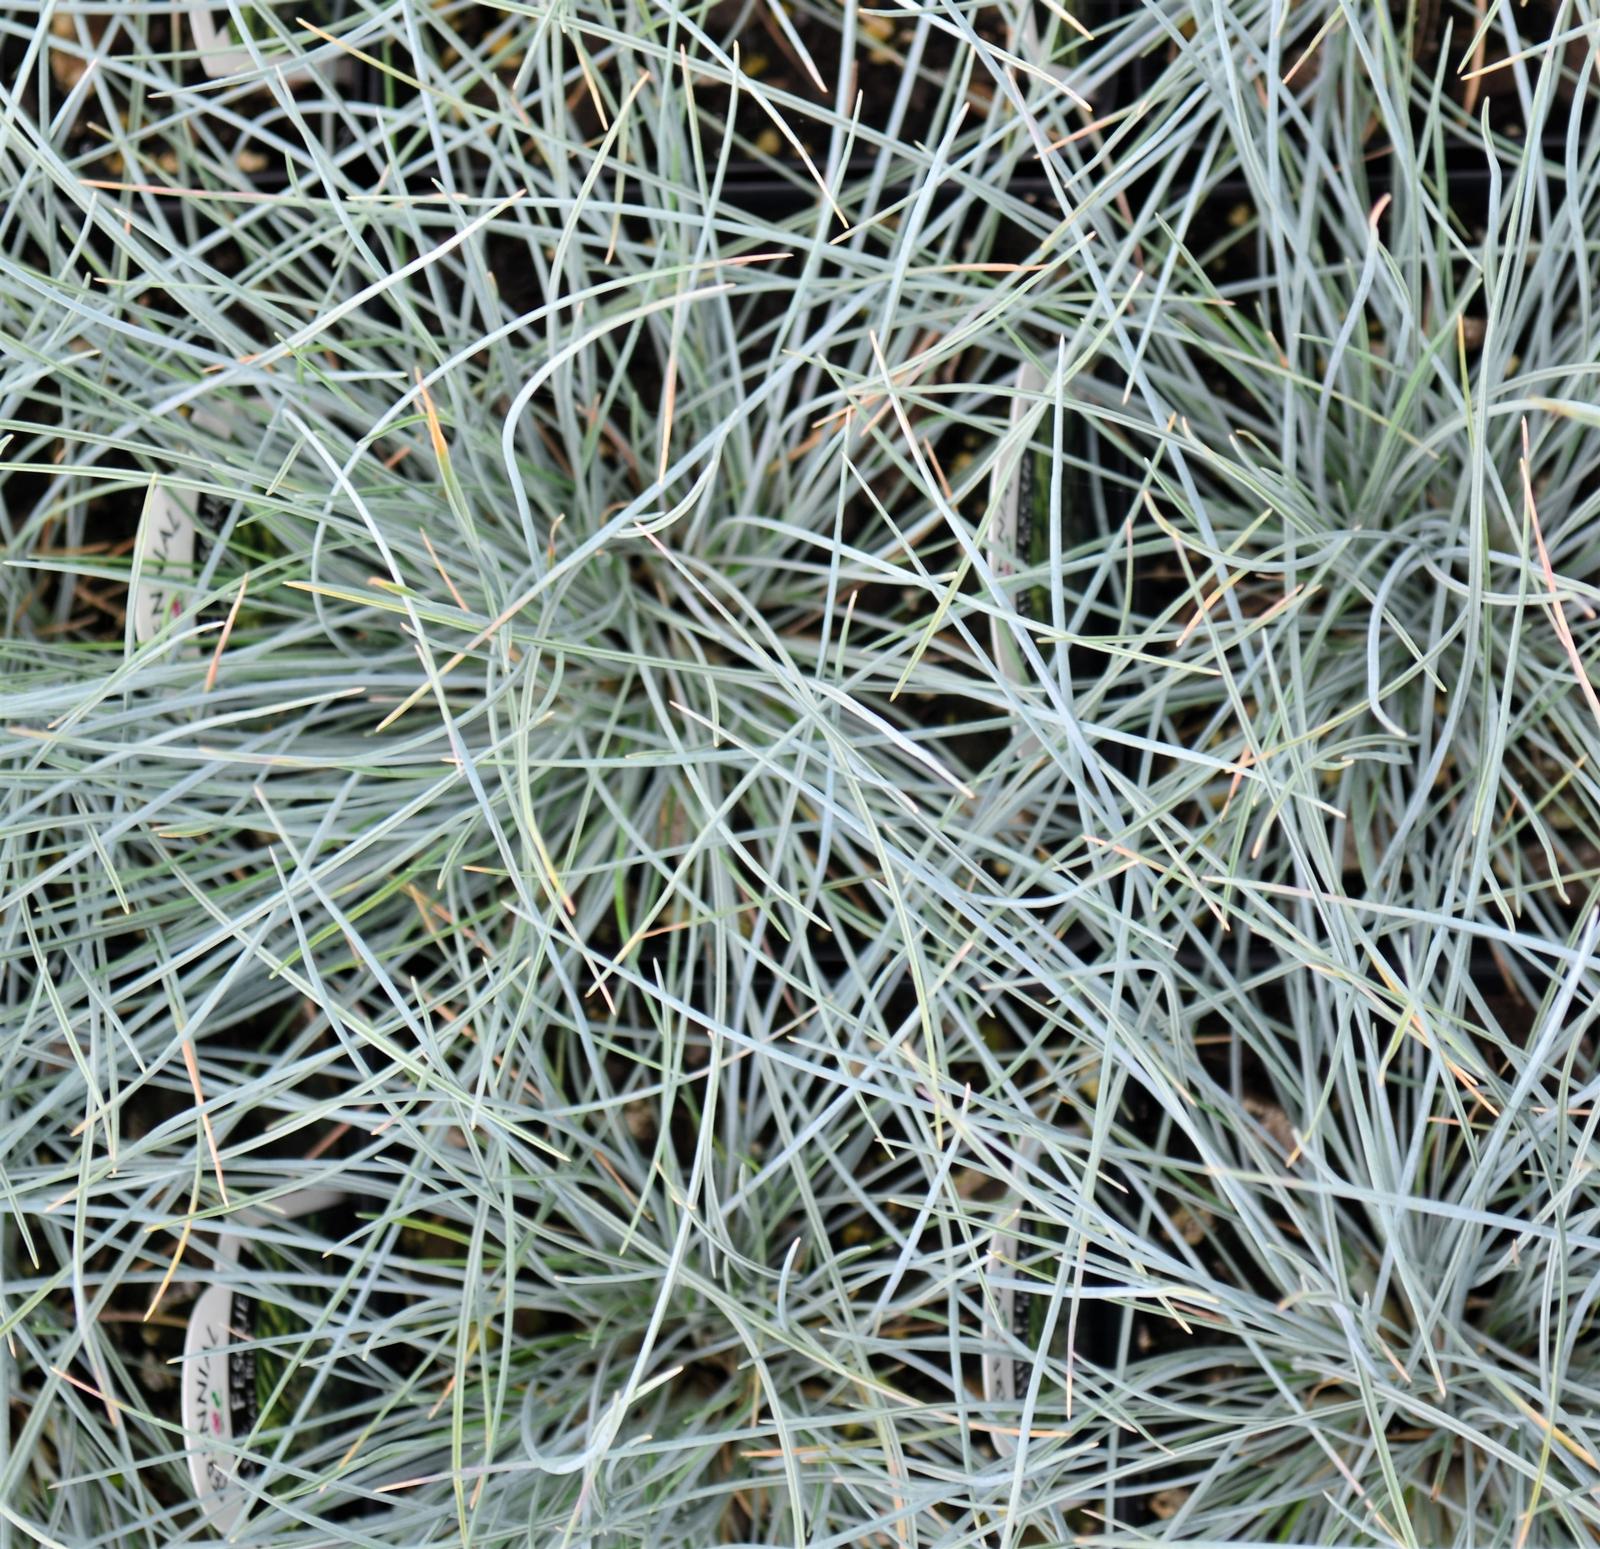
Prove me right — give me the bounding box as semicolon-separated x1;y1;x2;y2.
5;8;379;194
1406;0;1597;145
691;0;1004;150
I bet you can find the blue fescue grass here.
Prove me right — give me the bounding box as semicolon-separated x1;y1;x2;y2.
4;1;1600;1545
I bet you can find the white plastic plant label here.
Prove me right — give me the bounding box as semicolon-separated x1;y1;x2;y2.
181;1188;346;1533
131;482;198;644
981;1137;1079;1458
981;1136;1037;1455
187;2;317;82
988;361;1049;683
182;1247;252;1535
981;1196;1029;1448
133;409;237;645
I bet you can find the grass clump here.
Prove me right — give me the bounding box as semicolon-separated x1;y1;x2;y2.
3;1;1600;1545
